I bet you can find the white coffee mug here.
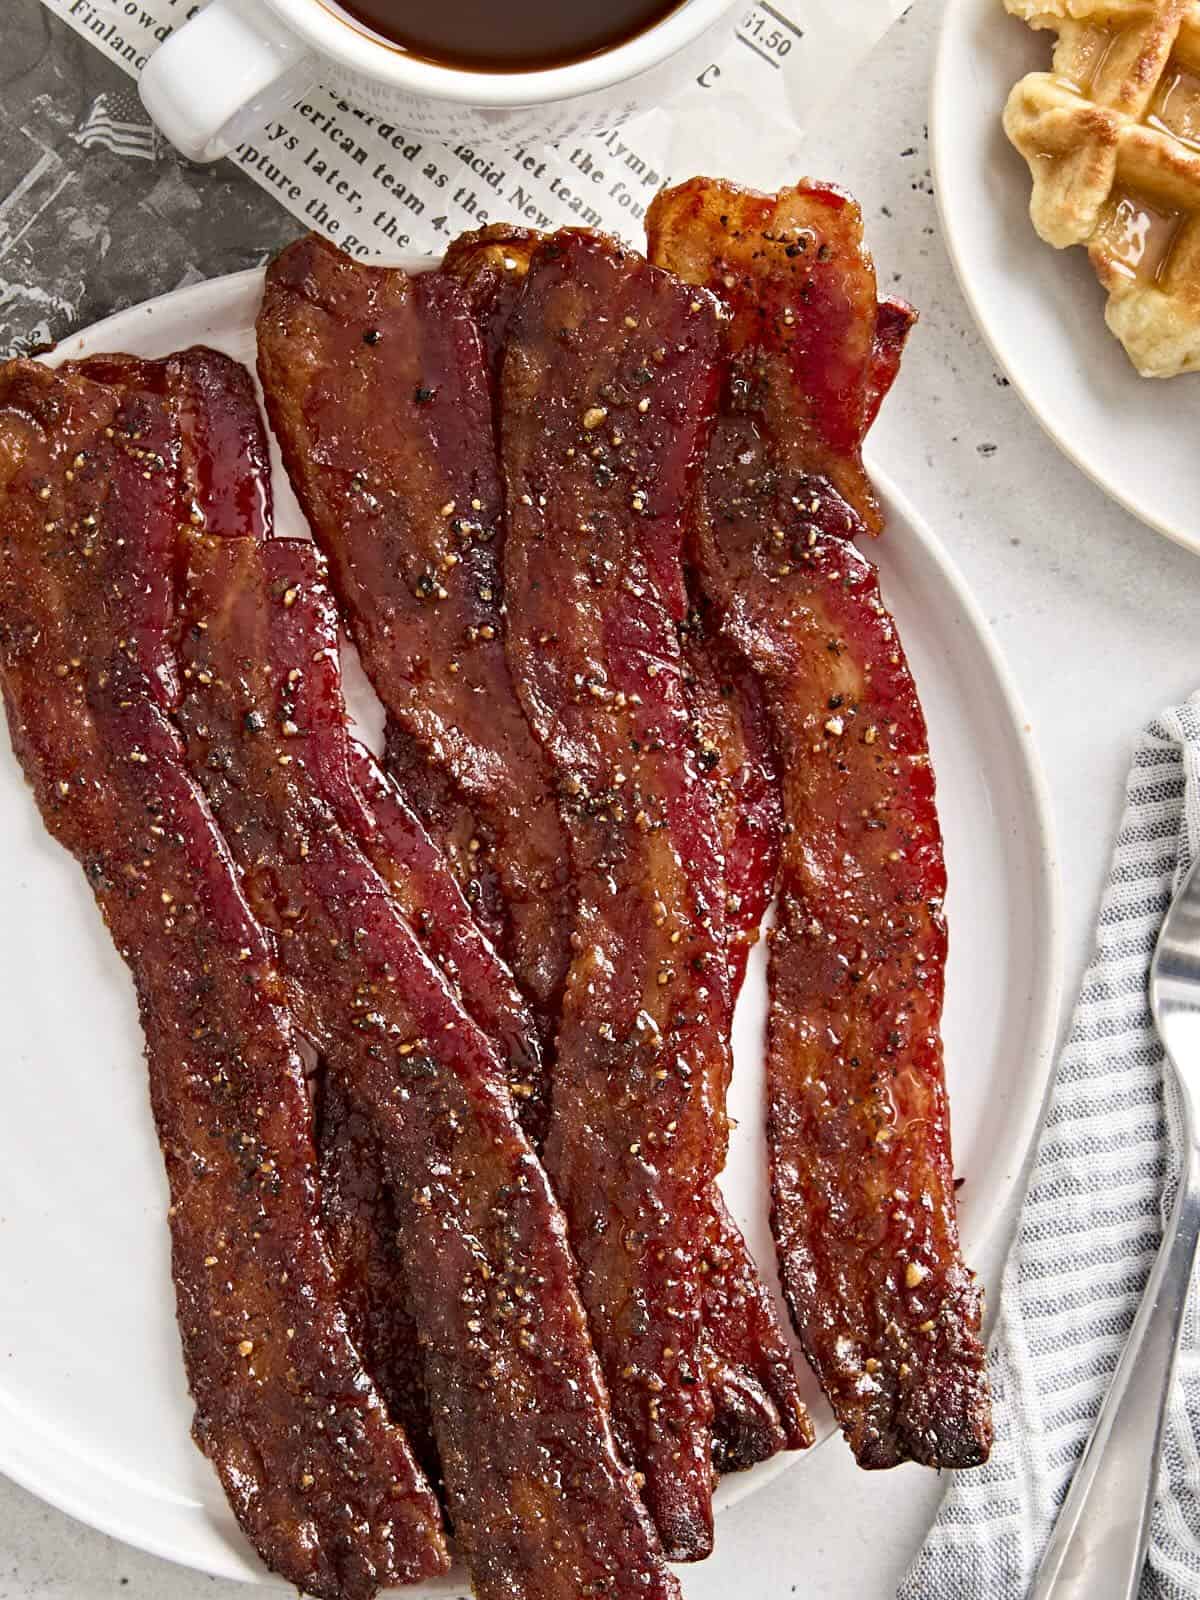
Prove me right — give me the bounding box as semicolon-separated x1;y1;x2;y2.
140;0;742;163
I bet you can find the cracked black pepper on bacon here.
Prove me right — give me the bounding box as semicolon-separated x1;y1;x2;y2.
257;233;574;1073
443;223;811;1479
0;356;448;1600
499;228;757;1556
0;178;990;1600
168;347;679;1600
648;177;992;1470
258;225;814;1508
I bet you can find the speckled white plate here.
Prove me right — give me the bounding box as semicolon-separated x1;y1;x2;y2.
0;270;1062;1589
933;0;1200;553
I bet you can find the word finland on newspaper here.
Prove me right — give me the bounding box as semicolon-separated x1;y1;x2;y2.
42;0;904;258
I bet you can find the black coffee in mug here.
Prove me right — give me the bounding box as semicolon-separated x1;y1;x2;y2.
334;0;688;71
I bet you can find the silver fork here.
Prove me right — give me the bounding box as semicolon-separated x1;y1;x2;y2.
1032;851;1200;1600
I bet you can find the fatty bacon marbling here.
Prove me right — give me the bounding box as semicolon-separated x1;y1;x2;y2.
0;354;449;1600
647;179;992;1472
256;230;811;1511
167;349;679;1600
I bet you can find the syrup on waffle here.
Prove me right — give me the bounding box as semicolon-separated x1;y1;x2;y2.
1003;0;1200;377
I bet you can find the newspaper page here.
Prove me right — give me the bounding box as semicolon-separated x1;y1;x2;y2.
36;0;906;259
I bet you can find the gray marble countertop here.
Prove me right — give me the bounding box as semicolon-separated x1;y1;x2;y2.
2;1;1199;1596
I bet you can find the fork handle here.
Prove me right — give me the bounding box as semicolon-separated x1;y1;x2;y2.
1031;1157;1200;1600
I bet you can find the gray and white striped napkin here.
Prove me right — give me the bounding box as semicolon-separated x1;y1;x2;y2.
901;696;1200;1600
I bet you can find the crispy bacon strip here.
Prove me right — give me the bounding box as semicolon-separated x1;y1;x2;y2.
0;356;449;1599
448;229;784;1010
648;179;992;1471
257;229;810;1478
169;350;678;1600
257;236;572;1048
679;618;799;1477
502;227;770;1556
174;343;544;1482
447;225;811;1475
444;221;787;1015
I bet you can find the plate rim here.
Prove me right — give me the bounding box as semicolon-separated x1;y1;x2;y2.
1;266;1063;1587
930;0;1200;556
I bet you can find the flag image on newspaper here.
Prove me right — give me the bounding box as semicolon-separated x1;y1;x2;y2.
75;88;158;162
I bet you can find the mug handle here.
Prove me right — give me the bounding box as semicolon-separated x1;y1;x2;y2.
140;0;316;163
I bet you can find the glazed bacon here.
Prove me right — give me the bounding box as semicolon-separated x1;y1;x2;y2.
448;224;810;1477
678;627;798;1476
170;351;677;1600
648;179;992;1471
257;236;572;1050
0;183;995;1600
257;229;810;1484
173;347;543;1482
503;228;762;1556
0;357;449;1600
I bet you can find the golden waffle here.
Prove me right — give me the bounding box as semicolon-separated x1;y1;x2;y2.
1003;0;1200;377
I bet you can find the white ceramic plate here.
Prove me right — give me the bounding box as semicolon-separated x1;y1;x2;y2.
933;0;1200;551
0;271;1061;1589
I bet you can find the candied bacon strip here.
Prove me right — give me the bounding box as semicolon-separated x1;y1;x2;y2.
679;519;799;1479
256;235;572;1042
442;224;786;1003
169;354;677;1600
657;253;916;1473
0;356;449;1599
258;230;809;1479
502;227;755;1556
443;222;786;1011
681;614;803;1477
444;225;810;1475
176;542;675;1600
174;347;547;1469
648;179;991;1471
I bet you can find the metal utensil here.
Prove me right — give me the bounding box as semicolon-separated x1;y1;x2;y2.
1031;851;1200;1600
